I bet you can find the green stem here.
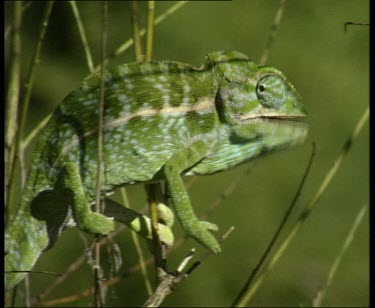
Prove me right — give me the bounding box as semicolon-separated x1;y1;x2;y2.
69;1;94;73
93;2;108;307
7;1;54;224
93;1;188;73
5;0;22;194
145;183;165;276
143;0;167;282
131;0;144;62
145;0;155;62
120;188;153;296
22;114;52;150
19;1;189;152
4;1;31;40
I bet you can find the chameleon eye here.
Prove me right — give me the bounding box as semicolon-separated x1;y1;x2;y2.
258;84;266;92
256;75;287;109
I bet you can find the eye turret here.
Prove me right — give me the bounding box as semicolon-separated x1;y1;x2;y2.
256;75;287;109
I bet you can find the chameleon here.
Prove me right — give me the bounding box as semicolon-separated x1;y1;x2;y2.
5;50;308;290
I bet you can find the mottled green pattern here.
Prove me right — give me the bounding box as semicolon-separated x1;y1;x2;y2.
5;51;307;290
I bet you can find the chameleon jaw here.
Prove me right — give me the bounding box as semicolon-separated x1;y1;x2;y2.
239;115;309;146
238;112;306;122
243;115;309;130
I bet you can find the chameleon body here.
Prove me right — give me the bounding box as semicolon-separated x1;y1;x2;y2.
5;51;307;290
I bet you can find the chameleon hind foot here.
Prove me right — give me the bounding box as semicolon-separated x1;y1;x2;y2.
156;202;174;227
104;198;174;247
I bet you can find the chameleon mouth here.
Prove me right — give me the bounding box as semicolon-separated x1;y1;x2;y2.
240;114;307;125
239;112;306;121
242;115;309;145
249;115;308;128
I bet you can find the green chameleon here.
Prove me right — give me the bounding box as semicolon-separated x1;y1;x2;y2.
5;51;307;290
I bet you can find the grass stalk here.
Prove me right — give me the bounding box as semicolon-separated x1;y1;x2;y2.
19;1;189;154
235;107;369;307
120;188;153;296
6;1;54;223
129;0;153;295
312;204;368;307
69;1;95;73
131;0;144;62
93;1;188;73
4;1;31;40
93;1;108;306
5;1;22;224
259;0;287;65
145;0;155;61
232;142;315;306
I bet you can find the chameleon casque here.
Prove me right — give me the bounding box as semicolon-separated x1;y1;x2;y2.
5;51;308;290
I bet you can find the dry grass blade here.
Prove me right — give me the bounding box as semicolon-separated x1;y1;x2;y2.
312;204;368;307
232;142;315;307
93;1;188;73
235;107;369;307
259;0;287;65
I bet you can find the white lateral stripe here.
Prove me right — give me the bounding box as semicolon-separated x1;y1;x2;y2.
61;97;215;157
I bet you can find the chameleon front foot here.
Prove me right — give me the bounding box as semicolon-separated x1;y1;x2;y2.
186;220;221;254
199;221;219;232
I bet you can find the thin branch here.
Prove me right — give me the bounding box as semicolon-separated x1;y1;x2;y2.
145;183;166;282
19;1;189;154
6;0;54;224
35;169;243;305
5;1;22;225
131;0;144;62
69;1;95;73
4;1;31;40
36;213;233;305
232;142;315;307
142;228;235;307
125;0;154;296
312;204;368;307
22;114;52;150
32;226;126;305
143;0;167;288
201;165;253;221
93;1;108;306
145;0;155;62
93;1;188;73
120;188;153;296
235;107;369;307
259;0;287;65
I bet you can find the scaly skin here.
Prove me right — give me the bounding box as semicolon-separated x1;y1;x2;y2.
5;51;308;290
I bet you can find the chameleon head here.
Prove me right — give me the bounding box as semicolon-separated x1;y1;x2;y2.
210;51;308;148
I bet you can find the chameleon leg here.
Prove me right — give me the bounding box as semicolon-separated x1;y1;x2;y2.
104;198;174;247
62;163;115;234
162;143;221;254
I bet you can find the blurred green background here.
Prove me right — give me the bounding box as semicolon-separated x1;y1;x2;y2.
5;1;369;307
